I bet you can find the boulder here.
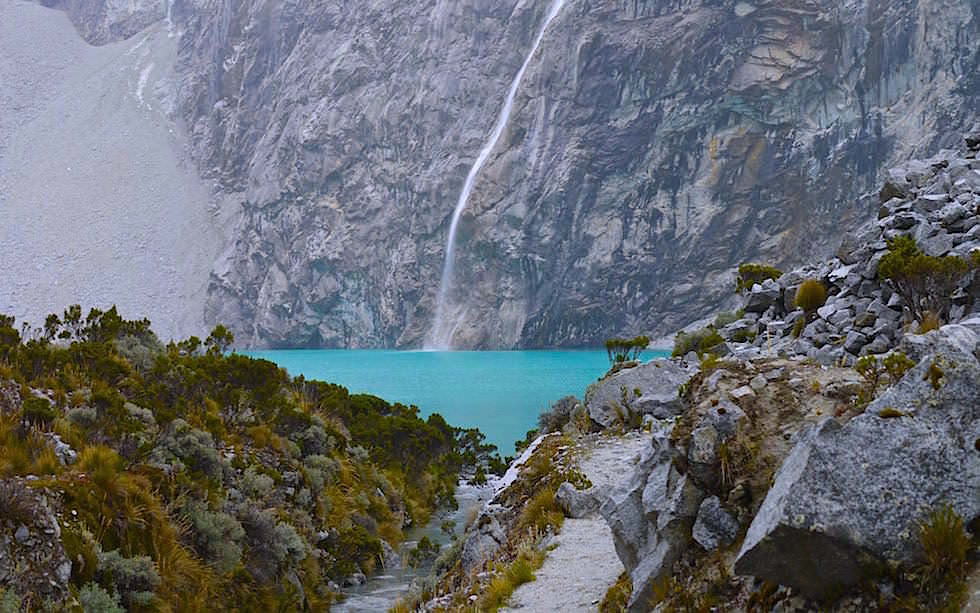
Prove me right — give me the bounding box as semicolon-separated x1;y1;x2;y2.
555;481;604;519
734;336;980;599
586;359;695;428
745;280;782;314
843;330;868;354
601;429;704;613
692;496;740;552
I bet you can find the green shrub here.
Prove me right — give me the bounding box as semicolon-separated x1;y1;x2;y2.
21;396;56;427
712;310;744;328
407;536;440;567
604;335;650;365
735;263;782;294
600;572;632;613
918;504;970;588
0;589;21;613
791;317;805;338
78;583;124;613
795;279;827;314
672;327;724;358
878;236;970;323
184;500;245;574
97;550;161;608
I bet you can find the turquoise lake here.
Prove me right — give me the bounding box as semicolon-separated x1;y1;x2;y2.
245;349;669;454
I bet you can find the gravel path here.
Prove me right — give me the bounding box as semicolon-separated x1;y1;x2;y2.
501;431;650;613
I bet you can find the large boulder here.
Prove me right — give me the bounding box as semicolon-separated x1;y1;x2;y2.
555;482;604;519
586;359;695;429
735;329;980;599
601;429;704;612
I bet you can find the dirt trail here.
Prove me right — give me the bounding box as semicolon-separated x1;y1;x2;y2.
501;431;650;612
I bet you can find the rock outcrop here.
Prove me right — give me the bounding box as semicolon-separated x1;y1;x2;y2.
33;0;980;348
586;359;697;428
735;325;980;598
600;427;705;612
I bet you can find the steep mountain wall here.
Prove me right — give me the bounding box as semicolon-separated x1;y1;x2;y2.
38;0;980;347
0;0;228;342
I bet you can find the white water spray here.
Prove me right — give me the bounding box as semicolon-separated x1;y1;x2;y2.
426;0;567;349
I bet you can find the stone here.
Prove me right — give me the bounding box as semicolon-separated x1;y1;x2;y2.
843;330;868;354
735;337;980;599
860;334;891;355
601;429;704;613
745;280;781;313
853;311;876;328
748;374;767;392
816;303;836;321
882;211;919;230
692;496;740;551
555;482;604;519
729;386;755;403
586;359;695;428
686;401;747;486
15;525;29;544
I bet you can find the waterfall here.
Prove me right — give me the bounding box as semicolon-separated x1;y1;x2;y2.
426;0;568;350
165;0;175;36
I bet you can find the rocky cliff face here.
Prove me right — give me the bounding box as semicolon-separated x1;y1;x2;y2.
51;0;980;348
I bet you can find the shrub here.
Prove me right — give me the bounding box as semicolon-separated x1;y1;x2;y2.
97;550;161;607
21;396;56;427
882;351;915;382
604;335;649;365
407;536;440;567
600;572;632;613
537;396;578;434
918;310;941;334
672;327;724;358
878;236;970;323
0;590;21;613
78;583;124;613
918;504;970;588
712;310;744;328
184;500;245;573
795;279;827;315
791;317;805;338
735;263;782;294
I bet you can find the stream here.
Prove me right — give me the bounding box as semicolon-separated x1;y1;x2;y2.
333;482;494;611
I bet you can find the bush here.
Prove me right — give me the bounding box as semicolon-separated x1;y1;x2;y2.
735;263;782;294
918;504;970;588
604;335;649;365
97;550;161;607
878;236;970;323
672;327;724;358
791;317;805;338
78;583;124;613
795;279;827;314
407;536;440;567
21;396;56;427
184;500;245;573
537;396;578;434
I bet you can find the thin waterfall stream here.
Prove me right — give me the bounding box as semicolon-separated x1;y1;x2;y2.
426;0;568;350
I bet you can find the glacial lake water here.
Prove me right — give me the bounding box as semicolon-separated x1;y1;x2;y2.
244;349;669;454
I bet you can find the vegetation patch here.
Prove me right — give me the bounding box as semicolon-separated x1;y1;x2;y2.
735;263;782;294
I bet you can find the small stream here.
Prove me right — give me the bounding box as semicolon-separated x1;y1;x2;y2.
333;483;494;612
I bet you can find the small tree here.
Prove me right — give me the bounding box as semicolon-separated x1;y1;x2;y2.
735;263;782;294
878;236;970;323
605;335;650;365
205;325;235;355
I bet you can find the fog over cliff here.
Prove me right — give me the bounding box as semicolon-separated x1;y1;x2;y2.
3;0;979;348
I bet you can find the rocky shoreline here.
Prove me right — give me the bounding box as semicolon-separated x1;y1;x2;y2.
407;139;980;611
